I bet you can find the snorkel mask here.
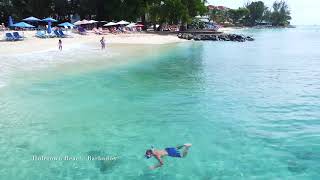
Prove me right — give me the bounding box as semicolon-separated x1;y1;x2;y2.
145;153;152;159
145;146;154;159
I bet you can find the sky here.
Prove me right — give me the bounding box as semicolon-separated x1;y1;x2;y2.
207;0;320;25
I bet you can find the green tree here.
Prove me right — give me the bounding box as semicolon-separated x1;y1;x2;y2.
190;18;206;29
148;0;207;30
270;0;291;26
0;0;14;23
245;1;268;26
228;8;249;24
210;8;228;23
0;0;206;29
263;8;272;23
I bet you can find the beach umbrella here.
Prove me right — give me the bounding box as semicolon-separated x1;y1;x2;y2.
88;20;98;24
80;19;90;24
74;19;91;25
116;20;130;25
8;16;13;27
23;16;42;22
103;22;117;26
42;17;57;34
126;23;136;27
58;22;74;27
42;17;58;22
126;23;144;28
12;22;35;28
73;20;83;25
12;22;35;37
23;17;42;28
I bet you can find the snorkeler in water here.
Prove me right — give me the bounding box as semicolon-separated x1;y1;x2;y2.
145;143;192;170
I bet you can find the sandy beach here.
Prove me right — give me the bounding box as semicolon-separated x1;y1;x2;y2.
0;31;186;55
0;30;188;89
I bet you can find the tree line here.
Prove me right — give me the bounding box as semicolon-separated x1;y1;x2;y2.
210;1;291;27
0;0;207;27
0;0;292;29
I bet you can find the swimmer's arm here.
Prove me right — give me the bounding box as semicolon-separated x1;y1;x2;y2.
149;156;163;170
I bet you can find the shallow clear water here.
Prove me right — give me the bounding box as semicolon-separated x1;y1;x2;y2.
0;27;320;179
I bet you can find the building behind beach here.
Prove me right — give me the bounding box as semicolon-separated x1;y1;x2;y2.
207;5;229;12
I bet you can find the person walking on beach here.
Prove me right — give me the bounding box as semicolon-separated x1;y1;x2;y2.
145;143;192;170
100;37;106;50
58;39;62;51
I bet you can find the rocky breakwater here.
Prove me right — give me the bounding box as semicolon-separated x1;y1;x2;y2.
178;33;254;42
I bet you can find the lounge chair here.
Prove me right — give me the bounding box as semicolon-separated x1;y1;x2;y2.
35;31;46;38
58;30;67;37
54;30;62;37
78;27;87;35
47;32;56;38
13;32;23;40
5;33;17;41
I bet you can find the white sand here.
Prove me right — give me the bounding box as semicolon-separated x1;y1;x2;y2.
0;31;186;55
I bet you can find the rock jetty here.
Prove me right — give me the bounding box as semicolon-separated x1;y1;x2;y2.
178;33;254;42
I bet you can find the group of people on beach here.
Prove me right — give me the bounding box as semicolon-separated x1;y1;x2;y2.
92;26;142;35
57;36;106;51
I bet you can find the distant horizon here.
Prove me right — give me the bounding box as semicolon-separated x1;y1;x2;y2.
207;0;320;25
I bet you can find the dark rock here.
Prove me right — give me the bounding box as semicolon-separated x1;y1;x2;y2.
87;150;119;173
187;34;193;40
210;35;218;41
202;35;211;40
294;151;319;160
287;160;307;173
193;35;201;41
178;33;254;42
246;36;255;41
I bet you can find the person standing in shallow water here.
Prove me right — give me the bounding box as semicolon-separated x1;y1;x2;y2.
100;37;106;50
58;39;62;51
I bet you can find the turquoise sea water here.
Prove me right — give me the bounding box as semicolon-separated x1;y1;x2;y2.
0;27;320;179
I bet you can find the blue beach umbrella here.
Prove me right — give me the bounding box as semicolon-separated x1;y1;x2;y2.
12;22;35;28
8;16;13;27
42;17;57;34
23;16;42;22
58;22;74;28
12;22;35;38
42;17;58;22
